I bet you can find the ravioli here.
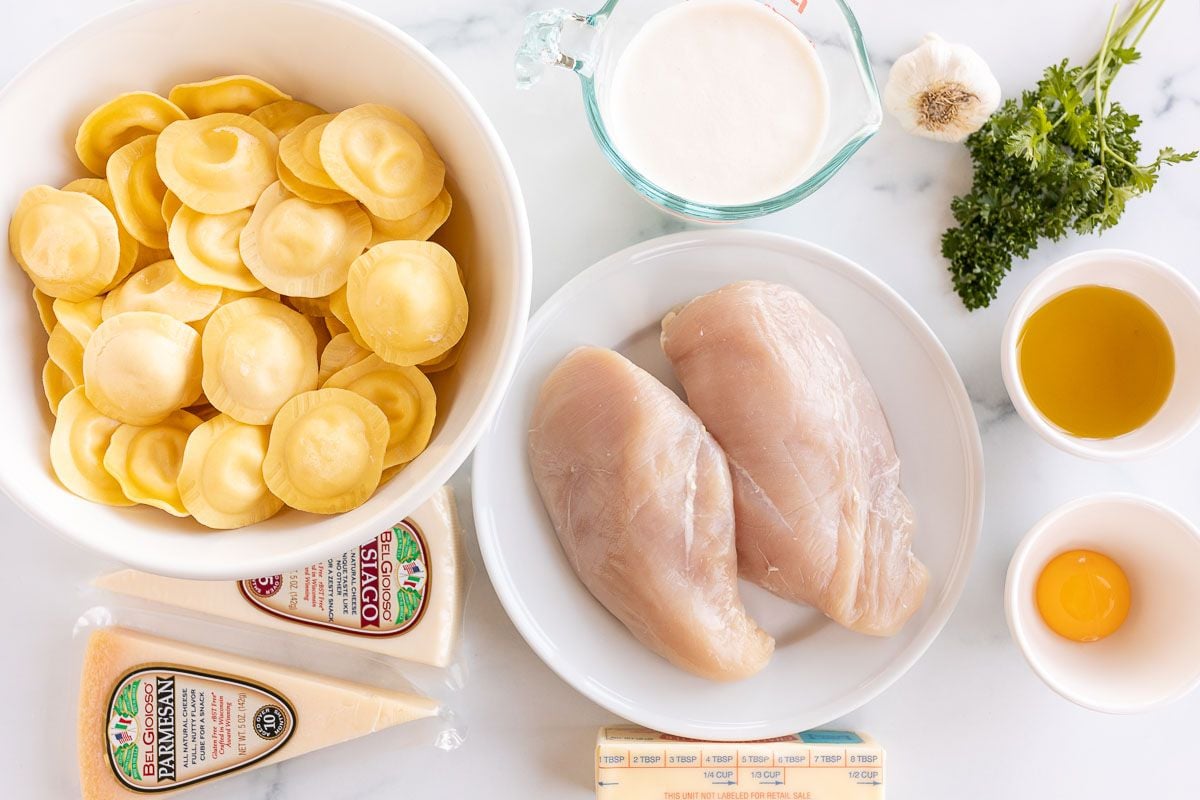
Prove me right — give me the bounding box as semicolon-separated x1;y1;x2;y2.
8;185;119;300
169;205;261;291
324;354;435;468
61;178;140;292
279;114;349;193
366;187;452;246
135;245;174;270
43;358;75;416
168;74;290;117
318;332;371;385
240;182;370;296
32;288;57;334
84;311;203;425
48;323;85;385
74;91;186;176
103;410;203;516
156;113;279;214
176;413;283;528
262;388;388;513
419;340;461;374
52;296;104;347
250;99;326;138
327;284;368;348
49;386;134;506
160;190;183;226
320;104;445;219
285;295;331;318
106;134;170;249
276;156;354;205
101;258;222;322
201;297;318;424
346;241;467;365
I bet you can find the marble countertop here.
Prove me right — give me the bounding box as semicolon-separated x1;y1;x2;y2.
4;0;1200;797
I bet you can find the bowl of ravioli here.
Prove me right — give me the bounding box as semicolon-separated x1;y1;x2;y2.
0;0;531;578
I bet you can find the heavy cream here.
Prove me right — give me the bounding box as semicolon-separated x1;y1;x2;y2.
606;0;830;206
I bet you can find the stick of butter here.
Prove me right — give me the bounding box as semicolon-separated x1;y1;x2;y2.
94;486;465;667
80;627;438;799
595;726;884;800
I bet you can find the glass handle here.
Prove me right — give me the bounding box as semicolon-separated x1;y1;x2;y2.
515;8;597;88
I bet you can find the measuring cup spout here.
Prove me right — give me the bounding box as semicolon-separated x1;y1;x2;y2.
515;8;599;87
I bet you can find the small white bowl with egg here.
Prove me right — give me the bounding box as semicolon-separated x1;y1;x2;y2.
1005;494;1200;713
0;0;530;578
1000;249;1200;460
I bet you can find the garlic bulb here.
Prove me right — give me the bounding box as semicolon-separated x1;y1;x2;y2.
884;33;1001;143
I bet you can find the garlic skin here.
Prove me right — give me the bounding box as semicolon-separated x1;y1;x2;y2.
884;33;1001;143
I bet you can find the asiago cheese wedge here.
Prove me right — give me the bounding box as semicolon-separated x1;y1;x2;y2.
78;627;438;799
94;486;466;667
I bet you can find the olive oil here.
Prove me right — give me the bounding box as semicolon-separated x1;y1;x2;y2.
1018;285;1174;439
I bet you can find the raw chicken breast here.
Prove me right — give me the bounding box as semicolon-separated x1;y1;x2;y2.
660;281;928;636
528;346;774;680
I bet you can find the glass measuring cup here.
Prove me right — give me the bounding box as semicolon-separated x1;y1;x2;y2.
516;0;881;222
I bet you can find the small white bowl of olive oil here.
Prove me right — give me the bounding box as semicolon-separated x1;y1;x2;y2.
1001;249;1200;460
1006;494;1200;713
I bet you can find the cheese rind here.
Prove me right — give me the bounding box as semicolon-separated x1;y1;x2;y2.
79;627;437;799
94;487;466;667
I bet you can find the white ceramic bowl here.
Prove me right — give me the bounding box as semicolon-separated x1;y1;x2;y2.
1005;494;1200;713
474;231;984;739
1001;249;1200;460
0;0;530;579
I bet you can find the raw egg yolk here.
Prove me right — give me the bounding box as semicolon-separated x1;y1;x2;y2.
1035;549;1131;642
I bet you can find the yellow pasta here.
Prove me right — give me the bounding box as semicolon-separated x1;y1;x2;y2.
156;113;278;214
168;74;290;117
103;410;203;516
262;388;388;514
366;187;452;246
74;91;186;176
160;190;183;226
107;134;169;249
101;258;222;322
47;324;85;385
250;99;326;138
319;104;445;219
61;178;140;292
285;294;331;318
169;205;261;291
240;182;370;296
201;297;318;424
8;185;119;300
345;241;466;366
177;413;283;528
32;288;57;335
42;358;75;416
279;114;345;191
84;311;203;426
324;354;435;467
49;387;134;506
52;296;104;348
276;155;354;204
317;331;371;385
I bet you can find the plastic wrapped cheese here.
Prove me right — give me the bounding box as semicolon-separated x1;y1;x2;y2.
94;486;467;667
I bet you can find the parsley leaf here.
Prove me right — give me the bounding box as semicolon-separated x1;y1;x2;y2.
942;0;1195;310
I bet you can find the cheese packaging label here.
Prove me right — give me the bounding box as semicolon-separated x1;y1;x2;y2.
105;666;295;791
239;520;430;636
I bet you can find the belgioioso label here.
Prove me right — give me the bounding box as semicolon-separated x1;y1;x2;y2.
105;666;295;791
239;520;430;636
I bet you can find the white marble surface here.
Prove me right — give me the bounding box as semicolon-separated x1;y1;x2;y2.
4;0;1200;797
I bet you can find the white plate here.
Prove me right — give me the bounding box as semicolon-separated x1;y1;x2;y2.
472;230;984;739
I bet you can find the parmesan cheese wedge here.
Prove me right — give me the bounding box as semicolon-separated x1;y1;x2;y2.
94;486;466;667
79;626;438;799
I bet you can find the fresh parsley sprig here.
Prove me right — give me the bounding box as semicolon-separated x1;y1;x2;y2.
942;0;1195;310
